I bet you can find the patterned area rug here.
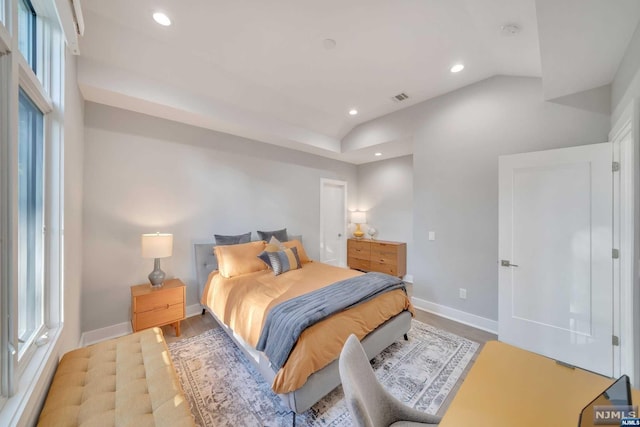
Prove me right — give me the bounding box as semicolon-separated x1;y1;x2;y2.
168;320;478;427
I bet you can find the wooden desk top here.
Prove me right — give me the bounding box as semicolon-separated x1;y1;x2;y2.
440;341;640;427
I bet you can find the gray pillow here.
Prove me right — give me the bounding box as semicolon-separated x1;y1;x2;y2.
257;228;288;242
214;232;252;245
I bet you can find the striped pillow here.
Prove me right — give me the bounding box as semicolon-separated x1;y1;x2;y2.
267;247;301;275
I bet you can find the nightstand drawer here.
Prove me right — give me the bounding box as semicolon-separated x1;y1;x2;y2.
134;287;183;313
349;258;371;271
135;303;184;331
370;261;398;276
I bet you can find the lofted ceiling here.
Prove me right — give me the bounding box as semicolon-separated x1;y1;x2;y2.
77;0;640;164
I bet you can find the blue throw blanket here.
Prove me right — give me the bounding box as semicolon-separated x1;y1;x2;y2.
256;272;406;370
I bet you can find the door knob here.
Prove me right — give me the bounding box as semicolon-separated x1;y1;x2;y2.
338;233;342;237
501;260;519;267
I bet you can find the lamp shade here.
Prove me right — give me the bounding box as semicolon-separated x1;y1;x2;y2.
351;211;367;224
141;233;173;259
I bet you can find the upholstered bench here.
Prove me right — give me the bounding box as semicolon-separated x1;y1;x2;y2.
38;327;195;426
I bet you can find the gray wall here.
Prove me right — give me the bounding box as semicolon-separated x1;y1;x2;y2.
356;155;414;278
612;22;640;125
61;54;85;351
345;76;611;321
82;103;358;332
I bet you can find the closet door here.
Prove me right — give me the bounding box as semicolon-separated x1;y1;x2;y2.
498;142;613;376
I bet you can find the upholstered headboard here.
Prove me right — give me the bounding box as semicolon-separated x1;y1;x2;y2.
194;242;217;302
194;234;302;305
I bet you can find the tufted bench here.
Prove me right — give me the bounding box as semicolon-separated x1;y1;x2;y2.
38;327;195;427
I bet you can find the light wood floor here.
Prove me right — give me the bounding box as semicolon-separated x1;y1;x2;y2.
161;306;496;418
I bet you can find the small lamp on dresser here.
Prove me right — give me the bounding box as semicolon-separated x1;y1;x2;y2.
141;232;173;287
351;211;367;239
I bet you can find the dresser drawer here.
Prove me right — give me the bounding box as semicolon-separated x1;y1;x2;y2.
134;287;183;313
348;239;370;257
348;257;371;271
348;246;370;260
370;250;399;265
371;244;399;258
135;303;184;331
370;261;398;276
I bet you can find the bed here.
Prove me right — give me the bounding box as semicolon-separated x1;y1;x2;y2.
194;240;413;414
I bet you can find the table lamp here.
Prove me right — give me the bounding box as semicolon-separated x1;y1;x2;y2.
141;232;173;287
351;211;367;239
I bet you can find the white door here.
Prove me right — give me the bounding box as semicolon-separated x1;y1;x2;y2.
498;142;613;376
320;179;347;267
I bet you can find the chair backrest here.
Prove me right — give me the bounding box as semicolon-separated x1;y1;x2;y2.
339;335;384;427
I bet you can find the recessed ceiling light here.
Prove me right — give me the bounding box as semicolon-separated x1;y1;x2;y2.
374;152;382;157
450;64;464;73
153;12;171;26
501;23;521;36
323;39;337;50
349;109;358;116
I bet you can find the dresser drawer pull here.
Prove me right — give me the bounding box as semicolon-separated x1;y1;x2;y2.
153;304;170;311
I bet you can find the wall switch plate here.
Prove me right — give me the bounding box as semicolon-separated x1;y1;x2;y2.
459;288;467;299
428;231;435;241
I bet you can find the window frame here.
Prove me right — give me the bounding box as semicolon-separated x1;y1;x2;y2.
0;0;64;419
16;87;46;364
17;0;36;71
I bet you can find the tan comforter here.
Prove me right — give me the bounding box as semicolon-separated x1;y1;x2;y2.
201;261;413;393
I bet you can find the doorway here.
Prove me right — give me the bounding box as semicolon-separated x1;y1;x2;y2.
320;179;347;267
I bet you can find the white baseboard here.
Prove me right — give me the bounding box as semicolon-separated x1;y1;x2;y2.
79;304;204;347
79;321;132;347
411;296;498;335
186;303;204;317
403;274;414;284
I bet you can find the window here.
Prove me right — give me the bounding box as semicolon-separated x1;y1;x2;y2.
17;89;44;358
1;0;65;419
17;0;36;71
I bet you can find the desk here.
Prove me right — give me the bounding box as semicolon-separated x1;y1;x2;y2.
440;341;640;427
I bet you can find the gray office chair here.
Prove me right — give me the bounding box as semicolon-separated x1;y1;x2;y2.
338;334;441;427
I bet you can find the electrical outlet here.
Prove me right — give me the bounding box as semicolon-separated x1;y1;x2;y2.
428;231;435;241
459;288;467;299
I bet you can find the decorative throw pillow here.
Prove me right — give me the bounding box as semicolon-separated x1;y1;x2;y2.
282;239;311;263
214;232;252;245
215;241;268;278
257;228;288;242
258;237;287;268
267;247;301;276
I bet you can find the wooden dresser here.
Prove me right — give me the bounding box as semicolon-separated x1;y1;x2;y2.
131;278;186;336
347;238;406;278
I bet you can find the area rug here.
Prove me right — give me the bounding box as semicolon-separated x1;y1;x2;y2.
168;320;478;427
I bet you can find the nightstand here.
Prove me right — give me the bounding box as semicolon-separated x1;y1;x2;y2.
131;278;186;336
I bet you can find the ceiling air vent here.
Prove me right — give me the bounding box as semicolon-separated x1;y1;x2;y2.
391;92;409;102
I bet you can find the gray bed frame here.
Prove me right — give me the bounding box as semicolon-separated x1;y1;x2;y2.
194;242;412;414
